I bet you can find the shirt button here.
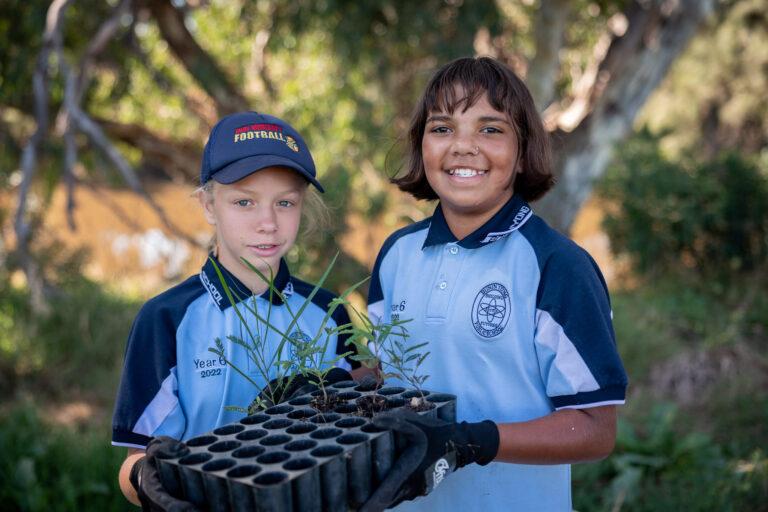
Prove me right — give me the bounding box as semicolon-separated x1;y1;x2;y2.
439;281;447;290
449;246;459;255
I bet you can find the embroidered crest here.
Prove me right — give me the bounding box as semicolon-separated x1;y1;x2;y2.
287;330;313;364
471;283;511;338
285;136;299;152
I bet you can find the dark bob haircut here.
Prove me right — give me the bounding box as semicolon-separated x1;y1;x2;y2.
392;56;555;202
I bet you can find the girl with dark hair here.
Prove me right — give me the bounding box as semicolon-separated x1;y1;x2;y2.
363;57;628;512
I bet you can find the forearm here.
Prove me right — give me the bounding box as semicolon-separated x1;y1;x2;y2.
119;448;145;506
494;405;617;465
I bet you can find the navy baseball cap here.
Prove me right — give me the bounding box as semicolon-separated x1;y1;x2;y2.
200;111;324;192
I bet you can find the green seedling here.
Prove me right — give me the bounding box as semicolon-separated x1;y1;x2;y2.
345;311;431;409
208;252;368;413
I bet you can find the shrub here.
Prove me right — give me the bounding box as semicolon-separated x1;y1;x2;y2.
573;403;768;512
597;128;768;279
0;274;140;401
0;404;133;512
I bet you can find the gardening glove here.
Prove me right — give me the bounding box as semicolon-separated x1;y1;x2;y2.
129;436;198;512
359;409;499;512
356;373;381;391
251;368;354;409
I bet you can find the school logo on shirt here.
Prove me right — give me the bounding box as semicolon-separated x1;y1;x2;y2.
287;330;314;365
471;283;511;338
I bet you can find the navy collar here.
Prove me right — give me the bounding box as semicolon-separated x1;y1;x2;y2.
200;254;294;311
422;194;533;250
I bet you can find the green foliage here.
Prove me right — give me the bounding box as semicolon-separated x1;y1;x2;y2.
573;403;768;512
609;274;768;387
274;1;502;68
0;403;132;512
640;0;768;157
345;313;431;400
573;263;768;511
0;0;138;117
0;0;49;111
0;267;140;400
598;128;768;279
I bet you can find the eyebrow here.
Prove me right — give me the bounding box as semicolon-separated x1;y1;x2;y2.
425;114;512;125
425;114;451;124
479;116;512;125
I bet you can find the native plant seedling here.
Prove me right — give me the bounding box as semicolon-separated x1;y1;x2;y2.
208;252;368;413
345;311;432;411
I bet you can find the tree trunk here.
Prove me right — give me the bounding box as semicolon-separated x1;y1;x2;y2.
534;0;715;233
526;0;570;110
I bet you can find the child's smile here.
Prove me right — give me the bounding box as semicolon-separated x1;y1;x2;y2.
248;243;281;259
422;91;521;239
446;167;487;177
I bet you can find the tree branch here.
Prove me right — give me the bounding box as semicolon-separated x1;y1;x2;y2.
126;33;218;127
73;0;134;106
13;0;72;314
146;0;249;116
63;71;77;231
68;105;203;248
536;0;716;233
96;118;202;182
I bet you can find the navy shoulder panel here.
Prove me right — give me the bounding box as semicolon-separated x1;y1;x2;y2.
135;275;209;351
518;215;609;306
519;215;627;393
112;275;206;446
520;215;610;316
376;217;431;266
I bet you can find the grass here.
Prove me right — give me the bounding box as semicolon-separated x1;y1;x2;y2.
0;267;765;511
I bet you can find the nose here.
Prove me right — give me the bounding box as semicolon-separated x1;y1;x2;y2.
451;135;479;156
254;206;278;233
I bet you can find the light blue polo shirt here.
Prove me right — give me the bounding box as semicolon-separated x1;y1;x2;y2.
368;194;628;511
112;255;356;449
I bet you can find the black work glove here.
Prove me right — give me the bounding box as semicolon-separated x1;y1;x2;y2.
129;436;198;512
356;373;381;392
250;368;354;411
359;409;499;512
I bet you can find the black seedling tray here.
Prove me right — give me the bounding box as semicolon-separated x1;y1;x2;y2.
156;380;456;512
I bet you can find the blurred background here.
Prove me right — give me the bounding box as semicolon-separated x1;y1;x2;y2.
1;1;766;510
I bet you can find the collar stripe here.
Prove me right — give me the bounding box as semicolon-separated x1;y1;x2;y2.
479;205;532;244
200;255;293;311
422;194;534;250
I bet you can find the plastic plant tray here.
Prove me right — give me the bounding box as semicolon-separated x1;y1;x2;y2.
156;381;457;512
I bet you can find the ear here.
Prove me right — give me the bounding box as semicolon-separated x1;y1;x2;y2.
198;188;217;226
